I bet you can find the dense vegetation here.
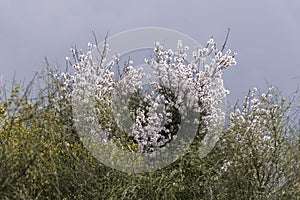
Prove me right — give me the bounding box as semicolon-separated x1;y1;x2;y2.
0;41;299;199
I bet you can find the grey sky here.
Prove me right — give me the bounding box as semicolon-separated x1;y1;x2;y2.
0;0;299;103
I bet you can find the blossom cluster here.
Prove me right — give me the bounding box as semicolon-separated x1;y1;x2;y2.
229;87;278;148
220;86;294;176
61;37;236;153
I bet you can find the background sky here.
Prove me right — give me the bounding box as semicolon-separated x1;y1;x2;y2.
0;0;299;104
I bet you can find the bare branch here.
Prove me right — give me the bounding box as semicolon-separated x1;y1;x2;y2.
221;28;231;53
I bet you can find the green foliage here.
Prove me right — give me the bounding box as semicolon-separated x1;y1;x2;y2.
0;69;299;199
199;88;300;199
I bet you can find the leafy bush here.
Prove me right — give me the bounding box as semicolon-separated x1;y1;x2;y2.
200;87;300;199
0;36;299;199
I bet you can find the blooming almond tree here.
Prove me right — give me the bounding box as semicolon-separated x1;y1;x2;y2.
205;87;300;199
62;36;236;159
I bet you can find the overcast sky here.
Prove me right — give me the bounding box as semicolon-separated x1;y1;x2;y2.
0;0;299;103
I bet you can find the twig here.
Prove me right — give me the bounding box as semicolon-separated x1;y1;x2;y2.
221;28;231;52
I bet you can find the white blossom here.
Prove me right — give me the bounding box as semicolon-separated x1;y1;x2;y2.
61;38;236;153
